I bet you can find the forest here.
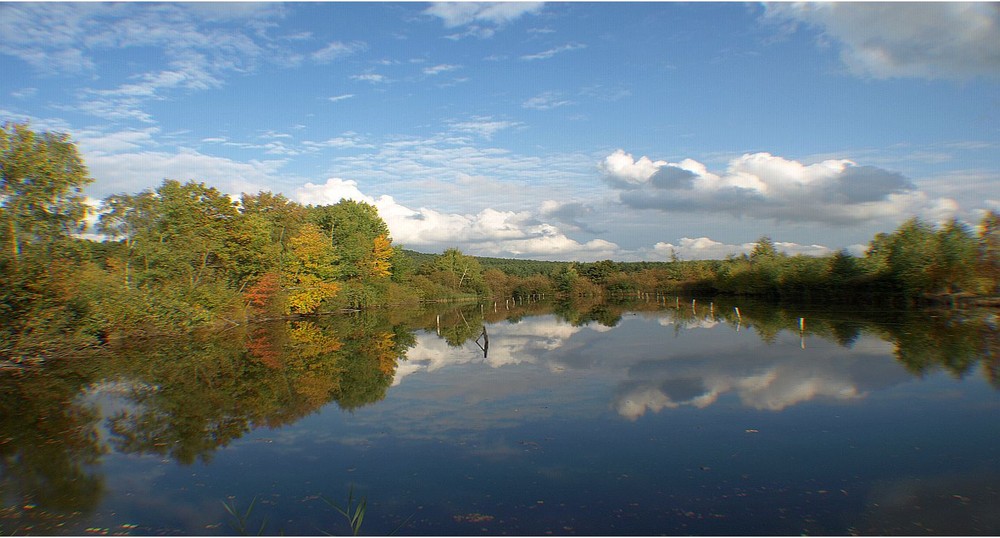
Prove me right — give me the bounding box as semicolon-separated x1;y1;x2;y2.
2;123;998;358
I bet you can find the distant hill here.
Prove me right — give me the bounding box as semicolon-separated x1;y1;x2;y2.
401;249;564;276
400;249;682;276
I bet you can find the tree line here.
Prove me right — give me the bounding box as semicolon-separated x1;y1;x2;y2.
2;123;997;356
428;214;999;307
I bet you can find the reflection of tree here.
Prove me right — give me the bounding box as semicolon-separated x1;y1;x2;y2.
878;310;987;379
0;362;105;531
2;298;996;525
553;298;623;327
0;309;418;527
334;313;414;410
551;296;999;388
104;313;414;464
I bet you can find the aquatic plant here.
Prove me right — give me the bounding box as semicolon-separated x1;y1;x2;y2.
221;496;267;535
321;486;367;536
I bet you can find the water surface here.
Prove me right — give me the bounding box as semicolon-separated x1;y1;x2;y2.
2;300;998;535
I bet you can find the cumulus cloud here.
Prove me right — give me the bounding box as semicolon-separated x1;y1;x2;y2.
294;177;620;260
539;200;603;233
765;3;1000;79
598;149;667;186
601;149;954;225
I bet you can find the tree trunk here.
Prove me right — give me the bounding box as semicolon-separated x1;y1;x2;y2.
8;219;19;262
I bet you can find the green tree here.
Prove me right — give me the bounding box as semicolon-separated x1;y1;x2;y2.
0;122;92;263
239;191;307;254
750;235;778;261
934;219;979;293
97;192;157;289
431;248;486;295
310;200;392;280
978;210;1000;294
885;218;940;296
581;259;619;285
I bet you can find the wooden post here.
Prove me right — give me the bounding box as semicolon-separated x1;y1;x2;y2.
799;317;805;332
734;307;742;321
436;314;440;336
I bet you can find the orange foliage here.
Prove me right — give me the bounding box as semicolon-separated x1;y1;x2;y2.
246;326;283;369
244;272;281;311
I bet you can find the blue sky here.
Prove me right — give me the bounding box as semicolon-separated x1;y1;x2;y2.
2;2;998;261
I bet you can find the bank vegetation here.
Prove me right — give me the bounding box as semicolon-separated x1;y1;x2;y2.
2;123;997;358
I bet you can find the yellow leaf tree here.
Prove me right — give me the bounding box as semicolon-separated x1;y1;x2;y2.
284;223;341;315
365;233;394;279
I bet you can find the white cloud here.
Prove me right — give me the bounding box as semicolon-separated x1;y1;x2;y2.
521;42;587;61
423;63;460;76
598;149;667;185
310;41;365;63
302;134;373;150
294;177;620;260
603;150;957;225
11;87;38;99
447;116;522;140
75;127;160;156
424;2;544;28
1;3;288;123
85;148;285;199
327;94;355;102
522;91;573;110
351;73;386;84
765;3;1000;80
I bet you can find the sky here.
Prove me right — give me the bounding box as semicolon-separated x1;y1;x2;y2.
2;2;998;261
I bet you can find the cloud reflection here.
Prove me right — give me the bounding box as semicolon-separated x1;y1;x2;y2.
392;312;913;423
393;318;592;385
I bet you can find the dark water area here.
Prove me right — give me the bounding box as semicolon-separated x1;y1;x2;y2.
2;298;998;535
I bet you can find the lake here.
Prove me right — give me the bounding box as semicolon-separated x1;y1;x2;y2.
2;298;998;535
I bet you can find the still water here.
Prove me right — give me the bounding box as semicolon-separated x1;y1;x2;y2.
2;299;998;535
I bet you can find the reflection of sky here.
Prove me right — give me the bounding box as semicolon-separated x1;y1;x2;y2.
394;317;598;384
60;311;999;535
382;313;915;431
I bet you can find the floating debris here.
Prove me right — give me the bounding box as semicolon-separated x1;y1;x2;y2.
453;513;495;523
